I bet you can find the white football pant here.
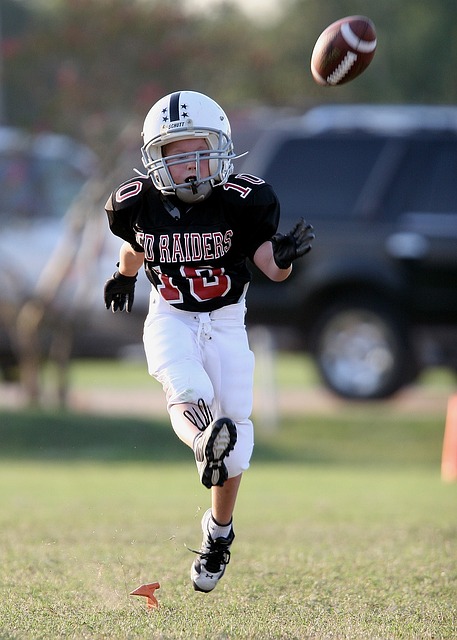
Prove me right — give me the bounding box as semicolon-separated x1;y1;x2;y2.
143;289;255;477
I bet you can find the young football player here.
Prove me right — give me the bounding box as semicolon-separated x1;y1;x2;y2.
104;91;314;592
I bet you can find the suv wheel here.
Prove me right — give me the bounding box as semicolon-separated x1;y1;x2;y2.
311;297;418;399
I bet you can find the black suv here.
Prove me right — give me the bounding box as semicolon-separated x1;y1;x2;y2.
240;105;457;399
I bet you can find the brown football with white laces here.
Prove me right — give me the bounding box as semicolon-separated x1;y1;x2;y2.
311;16;377;86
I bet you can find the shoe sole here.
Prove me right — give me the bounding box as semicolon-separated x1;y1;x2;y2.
201;419;237;488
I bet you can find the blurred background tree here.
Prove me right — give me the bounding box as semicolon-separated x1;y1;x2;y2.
2;0;457;154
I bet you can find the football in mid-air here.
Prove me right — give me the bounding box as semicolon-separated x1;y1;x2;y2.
310;15;377;86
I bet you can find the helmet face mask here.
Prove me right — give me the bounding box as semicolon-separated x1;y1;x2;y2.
141;91;236;203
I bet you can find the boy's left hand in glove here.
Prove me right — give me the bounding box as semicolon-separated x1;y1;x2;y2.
271;218;315;269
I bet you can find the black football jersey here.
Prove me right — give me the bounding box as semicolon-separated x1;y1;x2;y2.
106;173;280;312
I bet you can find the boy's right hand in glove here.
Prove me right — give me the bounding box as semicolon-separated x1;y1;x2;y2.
104;270;137;312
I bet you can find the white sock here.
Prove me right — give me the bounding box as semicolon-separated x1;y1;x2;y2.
208;513;232;539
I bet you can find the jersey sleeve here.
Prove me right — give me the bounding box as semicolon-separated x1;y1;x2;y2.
105;177;150;252
231;177;280;260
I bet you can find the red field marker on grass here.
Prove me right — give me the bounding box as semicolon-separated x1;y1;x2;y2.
130;582;160;609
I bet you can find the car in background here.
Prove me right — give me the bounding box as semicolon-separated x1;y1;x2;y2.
240;104;457;399
0;126;149;378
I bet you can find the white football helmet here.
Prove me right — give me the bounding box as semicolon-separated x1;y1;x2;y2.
141;91;237;203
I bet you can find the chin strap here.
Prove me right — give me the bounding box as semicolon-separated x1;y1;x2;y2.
175;181;213;203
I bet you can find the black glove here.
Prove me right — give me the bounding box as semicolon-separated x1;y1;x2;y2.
271;218;315;269
104;270;137;313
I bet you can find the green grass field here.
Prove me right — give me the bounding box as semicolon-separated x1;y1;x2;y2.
1;359;456;639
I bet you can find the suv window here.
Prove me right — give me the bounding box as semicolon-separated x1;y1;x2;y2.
382;138;457;218
262;135;387;220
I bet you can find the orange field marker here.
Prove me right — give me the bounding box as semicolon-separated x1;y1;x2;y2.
441;394;457;482
130;582;160;609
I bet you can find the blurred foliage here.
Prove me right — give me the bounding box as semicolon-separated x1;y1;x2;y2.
2;0;457;155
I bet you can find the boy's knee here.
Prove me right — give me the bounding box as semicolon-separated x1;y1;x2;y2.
225;419;254;478
161;369;214;409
